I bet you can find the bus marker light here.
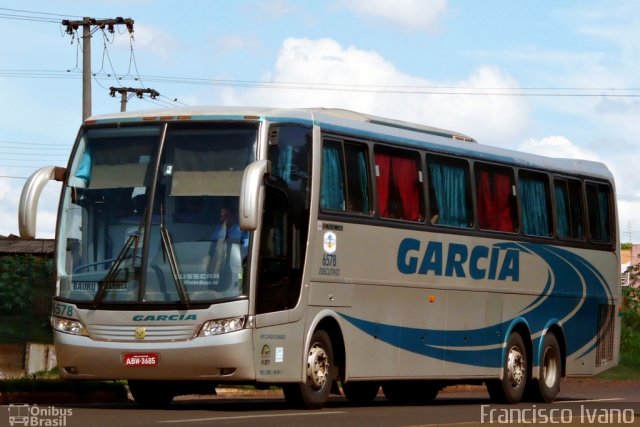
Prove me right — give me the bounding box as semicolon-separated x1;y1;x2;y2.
428;295;437;303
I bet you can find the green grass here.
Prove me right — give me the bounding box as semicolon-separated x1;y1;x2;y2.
596;363;640;380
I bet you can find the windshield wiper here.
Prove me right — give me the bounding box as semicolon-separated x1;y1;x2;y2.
159;222;191;309
92;231;139;309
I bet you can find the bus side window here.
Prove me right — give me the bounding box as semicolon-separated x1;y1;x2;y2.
320;140;346;211
476;163;517;232
374;147;424;222
343;143;371;213
586;182;612;243
554;177;584;240
427;155;472;227
320;139;371;214
519;171;552;237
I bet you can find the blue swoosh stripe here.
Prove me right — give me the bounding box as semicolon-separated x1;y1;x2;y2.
339;242;612;368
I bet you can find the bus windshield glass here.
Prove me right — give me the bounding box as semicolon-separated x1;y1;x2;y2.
57;123;257;305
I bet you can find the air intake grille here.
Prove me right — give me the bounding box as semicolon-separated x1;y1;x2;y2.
595;304;615;367
89;324;198;342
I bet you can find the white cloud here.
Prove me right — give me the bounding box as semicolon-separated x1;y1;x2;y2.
0;171;59;238
115;23;180;62
222;37;531;146
338;0;448;32
518;135;600;161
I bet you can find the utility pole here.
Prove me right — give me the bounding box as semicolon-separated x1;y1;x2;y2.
110;87;160;112
62;17;134;121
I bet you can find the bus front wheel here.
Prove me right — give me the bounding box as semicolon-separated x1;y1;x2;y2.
283;329;335;409
487;332;528;403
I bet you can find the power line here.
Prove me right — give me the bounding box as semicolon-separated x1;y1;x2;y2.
0;7;81;19
0;139;70;149
1;68;639;97
0;175;28;180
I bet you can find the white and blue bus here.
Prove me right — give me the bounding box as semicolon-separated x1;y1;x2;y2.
19;107;619;409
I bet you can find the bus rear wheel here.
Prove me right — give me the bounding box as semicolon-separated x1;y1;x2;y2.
283;329;334;409
528;333;562;402
128;380;174;408
487;332;528;403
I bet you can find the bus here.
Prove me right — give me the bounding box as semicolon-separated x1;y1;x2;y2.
19;107;620;409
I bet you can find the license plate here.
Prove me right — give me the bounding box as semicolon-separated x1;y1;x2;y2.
123;353;159;367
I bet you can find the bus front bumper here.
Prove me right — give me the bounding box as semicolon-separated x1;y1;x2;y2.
54;329;255;381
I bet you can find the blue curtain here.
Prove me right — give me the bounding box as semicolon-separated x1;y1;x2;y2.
554;185;569;237
521;177;550;236
321;144;345;210
275;145;293;185
596;188;610;241
429;161;469;227
356;150;370;212
75;147;92;185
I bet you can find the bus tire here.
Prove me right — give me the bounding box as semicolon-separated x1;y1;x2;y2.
283;329;334;409
487;332;527;403
128;380;174;408
529;333;562;402
382;380;439;404
342;381;380;404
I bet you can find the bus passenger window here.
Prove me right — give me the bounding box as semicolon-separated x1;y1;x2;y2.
427;155;472;227
476;164;517;232
343;143;371;213
586;182;612;242
320;139;371;214
320;140;346;211
554;178;584;240
519;171;552;237
375;147;424;222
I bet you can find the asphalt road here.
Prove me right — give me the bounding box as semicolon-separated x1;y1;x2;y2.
2;379;639;427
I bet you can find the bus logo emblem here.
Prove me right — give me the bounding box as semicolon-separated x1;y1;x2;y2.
135;327;146;340
323;231;337;254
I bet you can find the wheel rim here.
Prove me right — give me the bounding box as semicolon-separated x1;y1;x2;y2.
507;345;526;387
542;346;558;388
307;342;329;391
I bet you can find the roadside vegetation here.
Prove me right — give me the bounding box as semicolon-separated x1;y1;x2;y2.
0;369;128;404
597;270;640;380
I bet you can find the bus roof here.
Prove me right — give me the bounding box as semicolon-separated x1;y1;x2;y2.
86;106;614;182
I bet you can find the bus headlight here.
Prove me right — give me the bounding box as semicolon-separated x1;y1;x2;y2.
51;316;88;336
198;316;246;336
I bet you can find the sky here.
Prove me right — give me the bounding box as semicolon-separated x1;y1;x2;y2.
0;1;639;242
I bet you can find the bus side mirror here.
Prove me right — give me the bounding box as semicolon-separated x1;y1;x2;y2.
19;166;66;239
239;160;269;231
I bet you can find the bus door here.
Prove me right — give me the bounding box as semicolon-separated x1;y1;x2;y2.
255;125;311;320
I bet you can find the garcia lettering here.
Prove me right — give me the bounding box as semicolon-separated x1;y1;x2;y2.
132;314;197;321
397;238;519;281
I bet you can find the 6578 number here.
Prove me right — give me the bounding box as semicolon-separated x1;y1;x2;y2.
53;302;74;317
322;254;337;266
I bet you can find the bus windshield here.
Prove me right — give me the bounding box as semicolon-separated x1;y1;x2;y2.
57;123;257;306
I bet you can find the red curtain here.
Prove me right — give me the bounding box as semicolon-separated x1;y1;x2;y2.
477;169;514;231
375;153;391;218
392;156;421;221
375;152;422;221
